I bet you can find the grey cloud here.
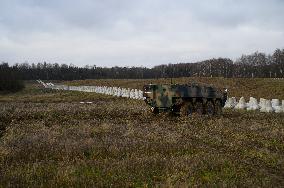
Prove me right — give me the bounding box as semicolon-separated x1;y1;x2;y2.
0;0;283;67
2;0;283;33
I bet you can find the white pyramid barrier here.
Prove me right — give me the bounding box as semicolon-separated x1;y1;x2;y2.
260;99;268;112
134;89;140;99
247;97;259;111
232;97;237;106
265;100;274;113
235;97;247;110
274;100;283;113
129;89;135;99
259;98;266;109
260;100;274;113
37;80;48;88
271;99;281;111
46;83;54;87
274;106;283;113
138;90;144;100
224;97;236;109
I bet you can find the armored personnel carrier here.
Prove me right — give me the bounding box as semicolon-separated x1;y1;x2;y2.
143;83;227;116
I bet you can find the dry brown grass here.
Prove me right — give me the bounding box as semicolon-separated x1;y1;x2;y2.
0;79;284;187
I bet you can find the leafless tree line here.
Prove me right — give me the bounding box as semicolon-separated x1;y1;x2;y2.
1;48;284;85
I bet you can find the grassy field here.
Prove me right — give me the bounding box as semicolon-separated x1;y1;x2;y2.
0;78;284;187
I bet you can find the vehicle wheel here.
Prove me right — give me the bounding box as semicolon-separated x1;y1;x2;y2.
195;101;204;115
151;107;159;115
205;101;215;116
180;102;194;117
214;100;222;115
171;105;180;116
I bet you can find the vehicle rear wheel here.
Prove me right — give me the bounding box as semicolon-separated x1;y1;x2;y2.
180;102;194;117
195;101;204;115
205;101;215;116
214;100;222;115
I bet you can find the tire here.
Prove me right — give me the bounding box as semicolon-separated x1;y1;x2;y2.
205;101;215;116
180;102;194;117
171;105;180;116
195;101;204;115
151;107;159;115
214;100;222;115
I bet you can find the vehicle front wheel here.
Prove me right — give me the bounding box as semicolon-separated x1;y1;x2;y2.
180;102;194;117
151;107;159;114
214;100;222;115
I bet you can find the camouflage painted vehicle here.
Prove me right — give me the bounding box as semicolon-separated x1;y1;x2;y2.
143;83;227;116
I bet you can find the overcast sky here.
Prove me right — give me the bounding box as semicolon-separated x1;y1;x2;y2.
0;0;283;67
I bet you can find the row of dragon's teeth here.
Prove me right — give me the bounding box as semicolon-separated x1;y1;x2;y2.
36;80;144;100
224;97;284;113
36;80;284;113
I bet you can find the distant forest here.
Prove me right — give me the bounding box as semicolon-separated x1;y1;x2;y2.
0;63;24;92
1;48;284;81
